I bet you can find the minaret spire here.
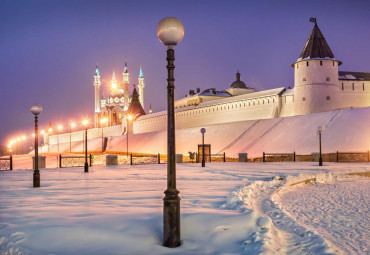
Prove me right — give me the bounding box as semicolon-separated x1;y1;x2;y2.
138;65;145;108
123;62;130;110
94;64;102;127
111;70;118;90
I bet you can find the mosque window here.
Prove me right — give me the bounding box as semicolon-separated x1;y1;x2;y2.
303;78;306;82
326;77;330;81
326;96;330;100
320;61;322;66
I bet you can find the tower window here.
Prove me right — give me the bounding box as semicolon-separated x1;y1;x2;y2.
363;83;365;91
352;83;355;91
333;61;335;66
302;97;306;101
320;61;322;66
303;78;306;82
326;77;330;81
326;96;330;100
306;62;309;67
342;83;344;90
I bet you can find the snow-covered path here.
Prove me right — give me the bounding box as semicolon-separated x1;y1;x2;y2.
0;162;369;254
277;178;370;255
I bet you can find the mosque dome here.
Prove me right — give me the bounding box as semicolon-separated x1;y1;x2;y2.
230;71;247;89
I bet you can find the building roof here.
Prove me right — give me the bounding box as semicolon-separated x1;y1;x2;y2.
198;88;231;97
230;71;247;89
298;23;336;61
338;71;370;81
126;87;146;117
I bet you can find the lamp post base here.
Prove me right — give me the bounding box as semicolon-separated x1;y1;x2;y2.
319;158;323;166
163;188;181;248
33;170;40;188
84;162;89;173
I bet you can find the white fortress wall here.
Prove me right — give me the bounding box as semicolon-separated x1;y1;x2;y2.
134;88;285;134
338;80;370;109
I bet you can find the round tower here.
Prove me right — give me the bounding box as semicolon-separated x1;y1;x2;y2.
293;19;342;116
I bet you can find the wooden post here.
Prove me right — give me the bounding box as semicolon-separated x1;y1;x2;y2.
158;153;160;164
337;151;339;162
293;151;296;162
59;154;62;168
223;152;226;162
10;155;13;170
130;153;133;165
263;152;265;162
89;154;92;166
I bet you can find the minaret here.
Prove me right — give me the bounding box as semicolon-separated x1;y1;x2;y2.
149;103;152;114
137;66;145;108
123;62;130;109
94;64;101;127
111;70;118;91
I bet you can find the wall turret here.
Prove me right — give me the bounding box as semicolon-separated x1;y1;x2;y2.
137;66;145;108
293;18;341;116
94;64;101;127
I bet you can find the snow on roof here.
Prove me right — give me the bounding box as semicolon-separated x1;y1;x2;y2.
281;88;294;96
338;71;370;81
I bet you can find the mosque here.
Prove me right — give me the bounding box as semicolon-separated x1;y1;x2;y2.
45;19;370;152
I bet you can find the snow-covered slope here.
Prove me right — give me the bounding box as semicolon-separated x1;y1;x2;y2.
106;107;370;157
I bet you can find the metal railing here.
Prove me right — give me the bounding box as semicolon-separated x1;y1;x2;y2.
336;151;370;162
0;156;12;170
59;154;93;168
196;153;226;163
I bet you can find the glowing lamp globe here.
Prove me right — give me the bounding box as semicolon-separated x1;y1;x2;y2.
30;104;43;116
157;17;184;46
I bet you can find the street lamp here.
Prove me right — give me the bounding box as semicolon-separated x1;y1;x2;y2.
200;128;206;167
100;118;107;154
126;115;132;158
317;126;323;166
70;122;75;153
57;125;63;153
83;120;89;172
157;17;184;248
30;104;43;188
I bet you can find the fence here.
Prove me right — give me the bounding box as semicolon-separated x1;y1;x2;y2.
196;153;226;163
336;151;370;163
116;154;161;165
263;152;296;162
59;154;93;168
0;156;12;170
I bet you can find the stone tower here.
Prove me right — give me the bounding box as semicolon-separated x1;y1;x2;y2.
137;66;145;108
293;19;341;116
94;64;101;127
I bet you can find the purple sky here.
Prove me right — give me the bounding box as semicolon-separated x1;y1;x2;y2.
1;0;369;145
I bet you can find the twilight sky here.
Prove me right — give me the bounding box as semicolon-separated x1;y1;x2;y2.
1;0;369;145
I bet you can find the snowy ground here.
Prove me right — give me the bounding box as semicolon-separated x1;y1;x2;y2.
0;162;369;254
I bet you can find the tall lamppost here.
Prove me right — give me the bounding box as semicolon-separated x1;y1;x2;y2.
317;126;323;166
83;120;89;172
126;115;132;158
57;125;63;153
70;122;75;153
157;17;184;248
100;118;107;154
30;104;43;188
201;128;206;167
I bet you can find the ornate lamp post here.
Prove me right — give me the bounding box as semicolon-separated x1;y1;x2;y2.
100;118;107;154
200;128;206;167
70;122;75;153
83;120;89;172
30;104;43;188
157;17;184;248
126;115;132;158
317;126;323;166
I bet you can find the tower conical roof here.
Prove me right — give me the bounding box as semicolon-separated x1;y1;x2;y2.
126;86;146;117
298;23;335;61
139;66;143;78
95;64;99;76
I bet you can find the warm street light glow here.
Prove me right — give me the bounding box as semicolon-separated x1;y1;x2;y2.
40;130;45;135
17;137;21;141
71;122;76;128
58;125;63;131
128;115;133;120
22;135;26;140
100;118;107;124
32;133;36;138
83;120;88;126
